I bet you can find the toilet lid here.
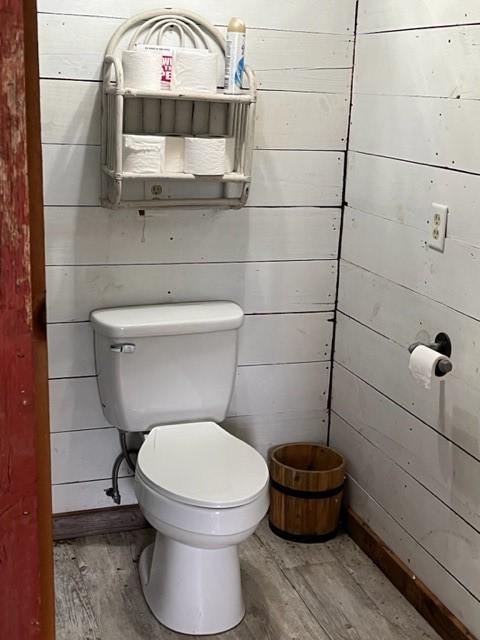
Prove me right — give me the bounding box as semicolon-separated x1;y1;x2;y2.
136;422;269;508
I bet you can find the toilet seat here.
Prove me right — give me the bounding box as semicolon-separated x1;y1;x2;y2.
136;421;269;509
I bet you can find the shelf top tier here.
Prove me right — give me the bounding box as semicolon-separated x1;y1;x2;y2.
105;85;255;103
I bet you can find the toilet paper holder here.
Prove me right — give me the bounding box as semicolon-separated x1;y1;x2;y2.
408;332;453;377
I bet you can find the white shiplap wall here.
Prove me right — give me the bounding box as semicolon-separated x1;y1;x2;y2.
331;2;480;635
39;1;355;513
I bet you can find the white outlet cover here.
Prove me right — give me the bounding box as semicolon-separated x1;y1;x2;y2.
429;203;448;252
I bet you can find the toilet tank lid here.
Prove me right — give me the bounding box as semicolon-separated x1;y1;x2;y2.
90;301;244;338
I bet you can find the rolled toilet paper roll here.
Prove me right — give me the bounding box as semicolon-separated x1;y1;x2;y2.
124;99;143;134
122;134;166;175
208;102;228;136
143;99;161;133
122;49;165;92
225;137;236;173
184;137;226;175
174;100;194;135
160;100;176;134
171;48;218;93
408;345;451;389
192;101;210;135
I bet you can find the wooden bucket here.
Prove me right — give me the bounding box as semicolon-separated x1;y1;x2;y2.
269;443;346;543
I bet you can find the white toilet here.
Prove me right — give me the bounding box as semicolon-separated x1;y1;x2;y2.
90;301;269;635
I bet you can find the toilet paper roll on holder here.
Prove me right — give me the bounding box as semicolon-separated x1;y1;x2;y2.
408;332;453;377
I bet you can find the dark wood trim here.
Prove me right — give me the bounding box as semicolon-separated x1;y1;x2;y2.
345;508;476;640
23;1;55;637
54;505;149;541
0;0;54;637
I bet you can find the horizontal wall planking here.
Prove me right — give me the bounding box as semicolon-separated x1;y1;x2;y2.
257;68;351;95
48;312;334;378
334;311;480;461
357;0;480;34
330;415;480;602
225;409;328;459
51;427;133;484
345;476;480;638
40;80;100;146
49;362;330;434
332;364;480;532
40;79;349;150
52;476;137;513
255;91;348;150
49;377;109;432
37;0;357;34
338;262;480;393
350;94;480;174
46;261;337;323
42;145;344;207
38;14;354;84
354;27;480;99
342;207;480;321
346;152;480;248
44;207;340;266
229;362;330;417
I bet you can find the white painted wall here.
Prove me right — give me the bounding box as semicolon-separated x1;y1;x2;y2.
331;2;480;635
39;1;355;513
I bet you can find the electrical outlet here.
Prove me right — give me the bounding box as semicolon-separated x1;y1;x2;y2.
428;203;448;252
144;181;163;200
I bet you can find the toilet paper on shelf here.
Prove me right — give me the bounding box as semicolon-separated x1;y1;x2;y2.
124;99;143;134
183;137;228;175
225;137;236;173
192;101;210;135
160;100;176;134
171;48;218;94
174;100;194;135
143;98;161;133
408;345;451;389
208;102;228;136
123;48;172;92
122;135;166;174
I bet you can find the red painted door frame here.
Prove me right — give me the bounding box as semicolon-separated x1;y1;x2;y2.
0;0;55;637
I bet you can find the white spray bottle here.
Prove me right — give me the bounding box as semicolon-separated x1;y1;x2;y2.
224;17;246;94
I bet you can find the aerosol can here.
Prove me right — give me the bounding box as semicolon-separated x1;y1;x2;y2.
224;17;246;93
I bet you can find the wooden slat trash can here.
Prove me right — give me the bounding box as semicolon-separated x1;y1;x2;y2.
269;443;346;543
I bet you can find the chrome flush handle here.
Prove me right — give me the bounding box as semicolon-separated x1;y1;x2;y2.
110;343;136;353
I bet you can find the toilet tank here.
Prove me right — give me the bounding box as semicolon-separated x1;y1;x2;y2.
91;302;244;432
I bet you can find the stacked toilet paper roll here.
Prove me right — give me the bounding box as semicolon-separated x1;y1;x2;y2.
123;47;217;94
123;49;166;92
123;135;186;174
171;48;218;93
123;135;166;174
184;137;235;175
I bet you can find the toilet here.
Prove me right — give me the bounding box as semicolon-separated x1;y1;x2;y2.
90;301;269;635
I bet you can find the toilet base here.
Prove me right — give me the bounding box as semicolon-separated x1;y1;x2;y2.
139;533;245;635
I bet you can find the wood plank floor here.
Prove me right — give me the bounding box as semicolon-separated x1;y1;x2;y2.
55;519;442;640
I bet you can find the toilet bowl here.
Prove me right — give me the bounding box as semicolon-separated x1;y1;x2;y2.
135;421;269;635
90;301;270;635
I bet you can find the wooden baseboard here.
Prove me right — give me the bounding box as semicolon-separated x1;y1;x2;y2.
53;505;148;541
345;508;476;640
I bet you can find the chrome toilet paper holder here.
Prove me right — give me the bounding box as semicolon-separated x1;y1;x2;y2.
408;332;452;377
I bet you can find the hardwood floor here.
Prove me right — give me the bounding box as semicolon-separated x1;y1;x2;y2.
54;519;441;640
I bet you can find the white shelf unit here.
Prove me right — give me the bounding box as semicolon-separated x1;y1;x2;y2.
101;9;257;209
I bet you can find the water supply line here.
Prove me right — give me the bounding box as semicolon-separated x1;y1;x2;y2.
105;431;140;504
